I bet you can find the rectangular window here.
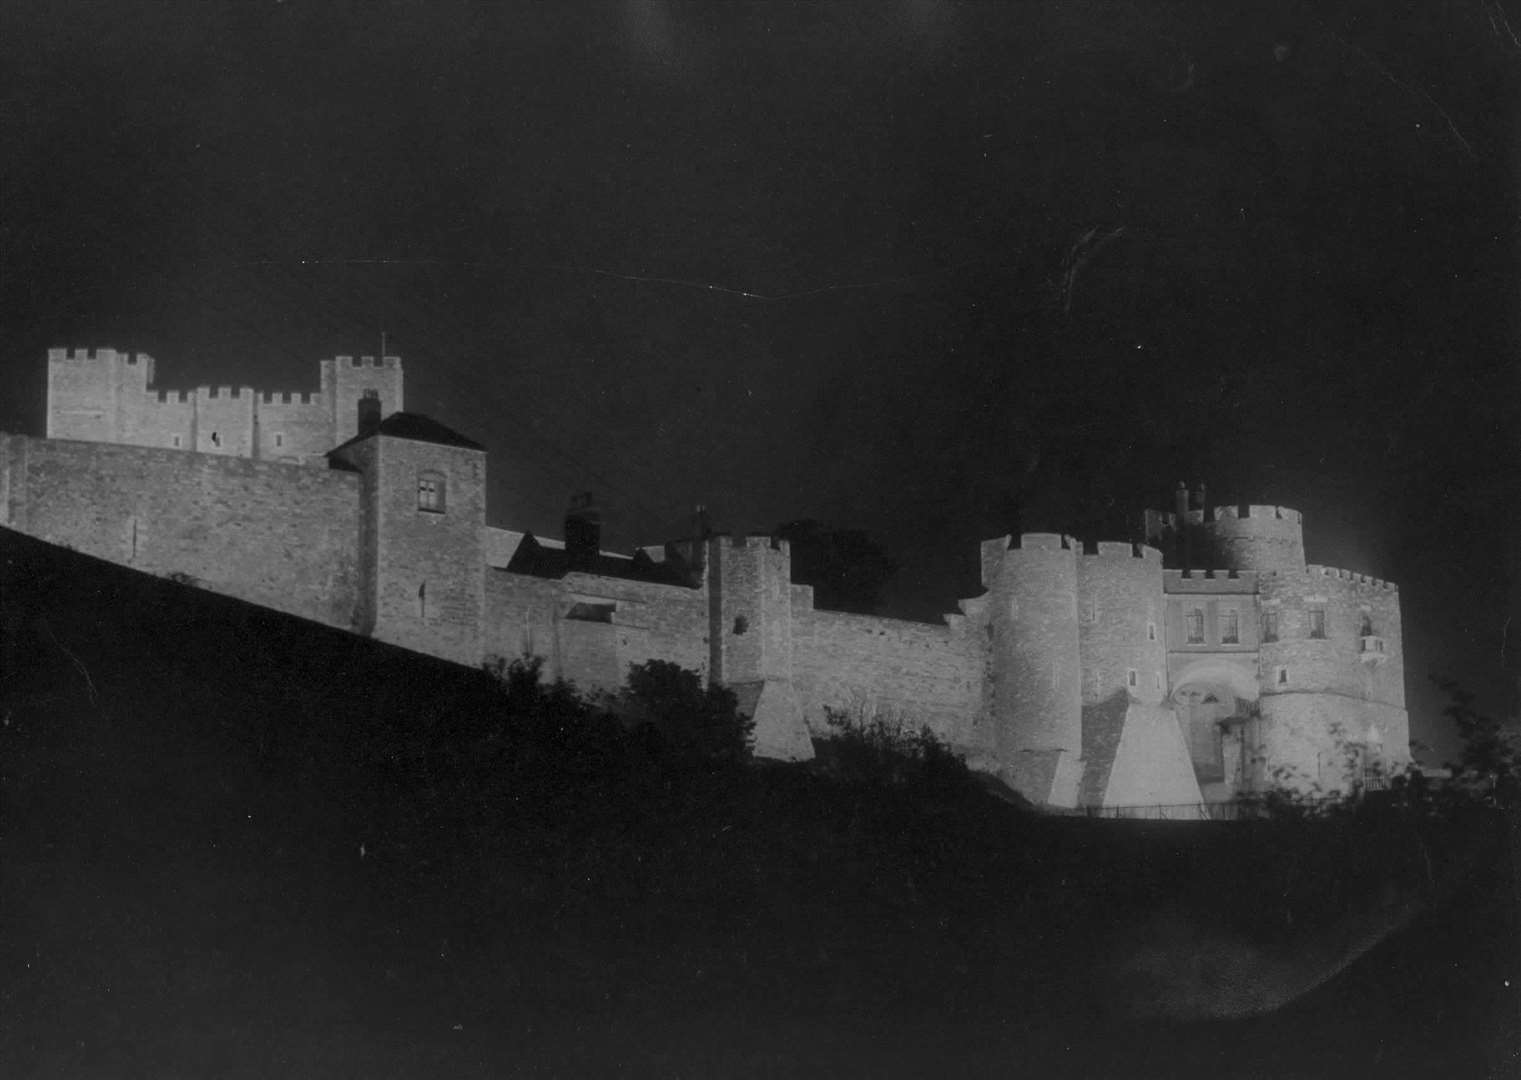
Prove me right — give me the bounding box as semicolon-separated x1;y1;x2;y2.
1262;611;1279;643
1308;608;1326;639
274;432;284;448
417;472;446;513
1126;669;1138;689
1277;666;1289;685
1186;608;1205;644
566;601;615;623
1221;609;1239;645
1082;598;1097;624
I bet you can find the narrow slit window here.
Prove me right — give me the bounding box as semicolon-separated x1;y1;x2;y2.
1147;621;1157;642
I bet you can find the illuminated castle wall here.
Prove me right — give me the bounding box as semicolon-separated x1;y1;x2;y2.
1;348;1410;812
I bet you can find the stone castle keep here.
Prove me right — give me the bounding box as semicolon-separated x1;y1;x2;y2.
1;347;1410;814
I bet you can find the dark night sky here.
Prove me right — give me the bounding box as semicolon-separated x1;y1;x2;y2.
1;1;1516;759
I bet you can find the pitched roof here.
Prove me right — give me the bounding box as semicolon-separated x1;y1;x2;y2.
501;532;697;588
328;411;485;454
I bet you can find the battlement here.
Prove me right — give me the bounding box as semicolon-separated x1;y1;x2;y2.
155;390;192;403
259;390;324;406
1212;504;1302;524
333;354;401;369
49;346;130;364
1014;532;1076;552
1163;568;1262;593
48;347;156;384
1306;564;1397;591
719;533;790;555
1081;540;1162;561
199;386;251;400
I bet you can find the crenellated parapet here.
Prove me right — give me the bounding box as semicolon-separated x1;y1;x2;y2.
260;390;325;406
1212;504;1302;524
44;346;407;463
1163;568;1263;594
1305;564;1398;592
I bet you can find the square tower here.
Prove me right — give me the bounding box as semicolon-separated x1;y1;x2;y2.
329;412;486;666
321;355;404;447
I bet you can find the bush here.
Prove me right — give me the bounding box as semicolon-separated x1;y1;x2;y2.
811;708;974;796
608;659;754;770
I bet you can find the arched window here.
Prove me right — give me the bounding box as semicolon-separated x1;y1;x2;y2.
417;470;446;513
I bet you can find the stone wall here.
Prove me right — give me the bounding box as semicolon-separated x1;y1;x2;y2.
193;387;257;457
483;569;709;694
0;434;360;629
791;606;986;751
257;392;333;464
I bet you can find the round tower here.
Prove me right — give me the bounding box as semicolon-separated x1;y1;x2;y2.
988;533;1082;759
1077;542;1167;706
1206;505;1305;573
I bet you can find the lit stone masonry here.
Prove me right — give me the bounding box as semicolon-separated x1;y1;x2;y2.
7;352;1411;813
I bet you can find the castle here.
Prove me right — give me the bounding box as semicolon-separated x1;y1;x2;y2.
0;347;1410;814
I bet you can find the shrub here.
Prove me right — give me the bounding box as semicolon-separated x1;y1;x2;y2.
812;708;974;796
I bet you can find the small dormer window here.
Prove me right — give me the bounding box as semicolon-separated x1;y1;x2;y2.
418;471;446;513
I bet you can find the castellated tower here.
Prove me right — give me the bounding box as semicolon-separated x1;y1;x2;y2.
47;347;159;443
329;410;486;667
981;533;1084;807
321;355;404;446
1078;542;1166;707
706;535;814;761
1207;505;1306;572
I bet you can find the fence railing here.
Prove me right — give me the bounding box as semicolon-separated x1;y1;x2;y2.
1076;797;1346;822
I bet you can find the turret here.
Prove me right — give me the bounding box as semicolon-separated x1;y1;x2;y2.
1206;504;1306;573
983;532;1083;804
706;534;812;760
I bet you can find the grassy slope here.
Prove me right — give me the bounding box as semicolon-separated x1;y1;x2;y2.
1;527;1516;1078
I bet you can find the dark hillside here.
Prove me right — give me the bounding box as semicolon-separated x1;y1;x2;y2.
1;526;1516;1077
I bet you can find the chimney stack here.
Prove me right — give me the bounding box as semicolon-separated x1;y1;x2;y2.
564;492;601;571
357;392;382;437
